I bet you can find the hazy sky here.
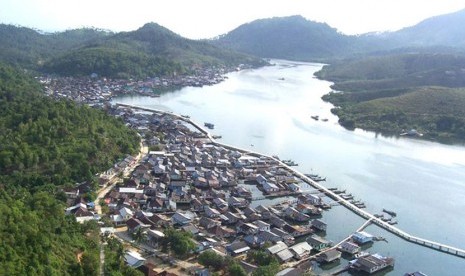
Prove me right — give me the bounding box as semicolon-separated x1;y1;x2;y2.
1;0;464;39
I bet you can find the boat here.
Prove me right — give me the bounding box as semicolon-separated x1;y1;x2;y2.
212;135;222;139
204;122;214;129
311;115;319;121
282;160;298;166
278;77;285;81
388;220;398;225
321;118;329;122
181;114;190;119
383;209;397;217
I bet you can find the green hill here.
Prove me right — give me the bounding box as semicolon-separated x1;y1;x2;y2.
212;15;355;61
0;63;140;274
0;23;265;78
317;53;465;143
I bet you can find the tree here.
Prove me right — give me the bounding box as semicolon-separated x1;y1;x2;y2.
162;228;195;257
198;250;224;271
228;262;247;276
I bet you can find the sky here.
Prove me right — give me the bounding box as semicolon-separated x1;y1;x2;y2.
1;0;464;39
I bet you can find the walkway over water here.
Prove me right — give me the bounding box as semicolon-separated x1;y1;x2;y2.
116;103;465;259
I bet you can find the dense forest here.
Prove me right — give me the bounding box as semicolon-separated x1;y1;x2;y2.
0;23;266;79
213;15;356;61
316;53;465;143
0;63;140;274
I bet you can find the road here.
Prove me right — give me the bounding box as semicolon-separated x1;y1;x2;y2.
96;139;147;275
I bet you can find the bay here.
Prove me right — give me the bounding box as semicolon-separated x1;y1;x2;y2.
113;60;465;275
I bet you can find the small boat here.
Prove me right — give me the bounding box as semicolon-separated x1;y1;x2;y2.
212;135;222;139
181;114;190;119
383;209;397;217
311;115;319;121
278;77;285;81
282;160;298;166
321;118;329;122
388;220;398;225
204;122;214;129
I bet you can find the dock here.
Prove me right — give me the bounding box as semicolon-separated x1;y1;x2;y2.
115;103;465;260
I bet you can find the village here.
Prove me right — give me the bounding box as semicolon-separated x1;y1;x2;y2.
38;65;245;104
62;101;396;276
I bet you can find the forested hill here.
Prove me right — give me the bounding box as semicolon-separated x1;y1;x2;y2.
316;53;465;143
0;23;266;78
0;24;111;68
0;63;140;274
212;15;355;61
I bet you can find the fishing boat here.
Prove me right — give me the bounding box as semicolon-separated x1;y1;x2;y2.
383;209;397;217
204;122;214;129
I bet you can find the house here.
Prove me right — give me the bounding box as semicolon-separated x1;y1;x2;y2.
171;211;195;226
226;241;251;256
276;249;294;263
352;231;374;244
124;251;146;268
306;235;332;251
253;220;271;232
237;222;259;235
228;196;248;208
153;164;166;175
256;230;281;244
284;207;310;222
194;241;213;253
212;198;228;212
182;224;200;236
276;268;305;276
311;219;327;231
298;194;322;205
271;228;295;245
244;234;265;249
146;229;165;247
256;174;268;186
255;205;272;220
208;225;235;239
204;206;221;218
224;211;243;225
262;181;280;194
287;183;300;192
317;248;341;263
126;218;150;233
289;242;312;260
119;206;134;220
350;253;395;274
337;241;361;254
295;203;321;216
266;241;288;255
270;215;287;228
199;217;221;230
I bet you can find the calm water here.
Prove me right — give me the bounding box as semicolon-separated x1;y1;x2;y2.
114;60;465;275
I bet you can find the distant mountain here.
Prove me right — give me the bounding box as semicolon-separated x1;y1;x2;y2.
363;8;465;50
212;15;356;61
0;23;265;78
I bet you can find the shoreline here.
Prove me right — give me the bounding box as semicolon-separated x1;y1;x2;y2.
116;102;465;260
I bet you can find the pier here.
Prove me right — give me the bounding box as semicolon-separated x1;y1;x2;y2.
115;103;465;259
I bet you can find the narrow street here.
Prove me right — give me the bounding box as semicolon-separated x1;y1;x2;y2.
97;139;148;275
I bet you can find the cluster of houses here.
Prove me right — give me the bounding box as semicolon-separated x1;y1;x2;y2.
62;104;396;275
39;65;241;105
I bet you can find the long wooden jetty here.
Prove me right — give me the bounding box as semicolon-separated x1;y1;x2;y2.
115;103;465;259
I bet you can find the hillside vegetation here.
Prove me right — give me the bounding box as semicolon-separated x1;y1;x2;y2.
317;54;465;143
0;23;266;78
212;15;355;61
0;63;140;274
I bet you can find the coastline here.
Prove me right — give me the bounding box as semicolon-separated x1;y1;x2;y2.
116;103;465;261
